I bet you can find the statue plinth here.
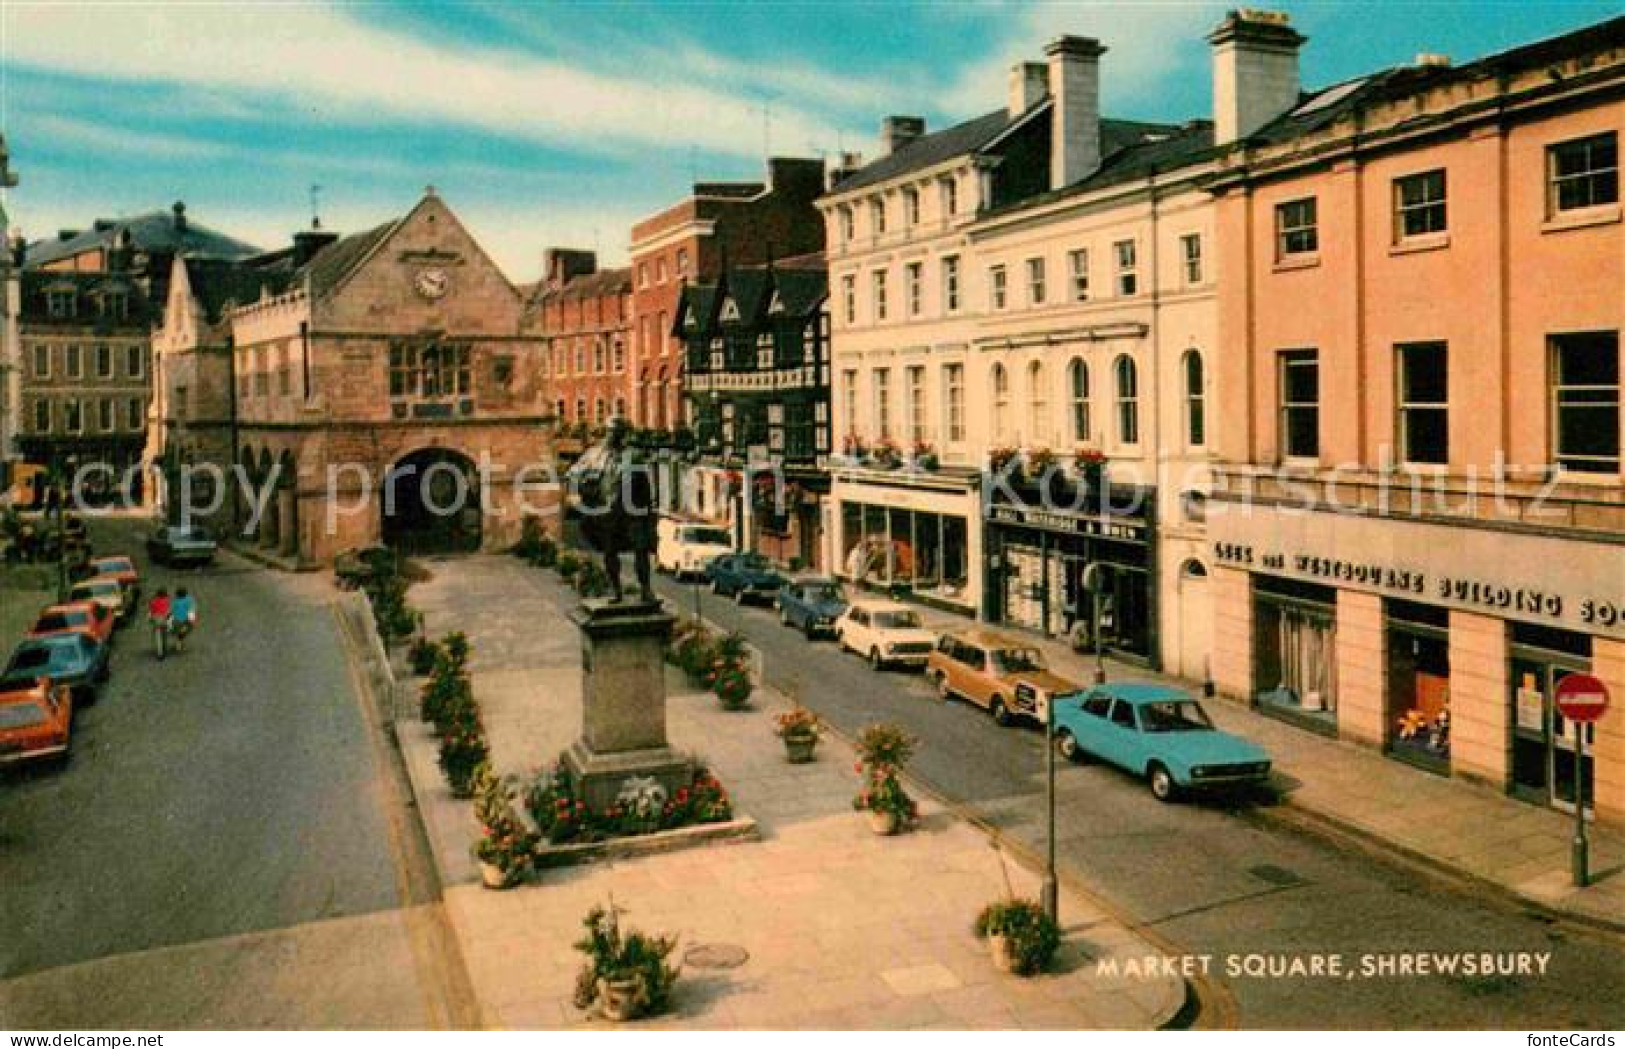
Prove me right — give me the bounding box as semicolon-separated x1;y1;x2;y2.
563;598;691;814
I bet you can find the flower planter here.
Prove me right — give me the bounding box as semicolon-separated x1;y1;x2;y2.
480;861;521;890
988;933;1019;974
782;734;818;764
597;976;646;1022
867;808;901;836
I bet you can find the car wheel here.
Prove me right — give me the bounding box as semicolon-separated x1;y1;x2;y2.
991;697;1013;727
779;606;791;626
868;648;885;671
1055;729;1082;762
1148;763;1178;803
933;671;952;702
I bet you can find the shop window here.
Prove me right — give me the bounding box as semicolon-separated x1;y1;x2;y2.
1183;350;1205;448
1279;350;1319;460
1113;355;1138;445
1385;600;1451;774
1550;331;1619;474
1253;576;1338;732
1069;358;1091;443
1397;342;1449;465
840;500;968;607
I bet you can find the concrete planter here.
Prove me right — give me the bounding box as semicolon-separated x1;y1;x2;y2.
782;734;818;764
479;861;521;890
867;809;901;836
596;977;646;1022
988;933;1019;974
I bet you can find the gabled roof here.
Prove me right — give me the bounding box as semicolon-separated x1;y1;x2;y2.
26;208;261;269
294;220;398;298
182;256;298;325
678;263;827;337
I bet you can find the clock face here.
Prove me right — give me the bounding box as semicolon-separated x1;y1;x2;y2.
414;268;449;300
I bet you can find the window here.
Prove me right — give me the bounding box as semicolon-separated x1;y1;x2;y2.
1397;342;1448;465
756;333;774;370
573;341;586;373
905;262;923;317
941;177;959;217
906;365;926;444
657;311;669;355
1181;234;1203;284
1114;355;1139;444
1550;332;1619;474
1026;257;1046;306
943;363;965;443
1276;197;1319;257
126;344;144;379
388;340;471;400
97;398;113;432
871;269;888;322
100;291;127;319
593;341;606;374
1068;249;1089;301
903;187;920;227
127;397;142;431
992;363;1010;440
676;248;690;277
1114;240;1137;296
1179;349;1207;447
841;274;856;325
94;344;112;379
46;290;74;319
838;206;855;242
873;368;891;438
1395;170;1448;239
1549;133;1618;213
656;258;667;284
989;265;1008;310
1027;361;1048;442
31;344;49;379
942;256;961;313
1068;358;1091;442
870;198;887;236
611;340;625;372
65;344;83;380
1279;350;1320;460
841;369;858;441
32;399;49;433
574;397;586;422
62;399;82;434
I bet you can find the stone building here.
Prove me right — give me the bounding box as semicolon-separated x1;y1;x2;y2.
521;249;632;433
1206;15;1625;821
628;157;825;432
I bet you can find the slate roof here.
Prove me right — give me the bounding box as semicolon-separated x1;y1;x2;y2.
182;256;298;325
679;263;827;336
18;270;155;327
293;220;398;298
982;119;1217;218
26;208;261;269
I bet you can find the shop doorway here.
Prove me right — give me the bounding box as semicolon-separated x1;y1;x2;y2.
382;448;483;554
1510;626;1595;815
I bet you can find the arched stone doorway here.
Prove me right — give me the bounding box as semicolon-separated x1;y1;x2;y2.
382;447;482;554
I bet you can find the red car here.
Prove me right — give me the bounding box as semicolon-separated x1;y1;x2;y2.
0;679;74;769
28;601;116;646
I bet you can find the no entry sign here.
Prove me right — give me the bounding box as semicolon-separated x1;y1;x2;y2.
1555;672;1610;724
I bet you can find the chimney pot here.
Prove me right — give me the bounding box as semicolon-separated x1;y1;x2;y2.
1414;52;1451;68
880;116;926;157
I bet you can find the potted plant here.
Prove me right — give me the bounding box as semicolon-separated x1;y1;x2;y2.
852;723;919;835
1073;446;1107;490
470;765;536;889
714;666;753;710
974;898;1062;976
911;440;940;471
572;901;680;1022
841;433;870;463
1024;446;1057;482
987;445;1020;476
870;437;902;470
774;706;822;763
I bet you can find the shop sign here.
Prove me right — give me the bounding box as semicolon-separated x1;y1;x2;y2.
989;502;1148;542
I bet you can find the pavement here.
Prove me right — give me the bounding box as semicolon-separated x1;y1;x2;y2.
899;605;1625;932
388;555;1189;1030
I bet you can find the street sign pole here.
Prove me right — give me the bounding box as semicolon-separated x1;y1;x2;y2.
1574;726;1588;888
1554;672;1610;889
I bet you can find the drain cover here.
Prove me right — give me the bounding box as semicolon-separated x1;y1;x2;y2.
1248;863;1306;887
683;943;749;970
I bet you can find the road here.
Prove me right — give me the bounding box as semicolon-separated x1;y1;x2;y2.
659;573;1625;1030
0;516;473;1029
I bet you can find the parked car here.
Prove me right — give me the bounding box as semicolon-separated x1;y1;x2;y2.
68;576;130;623
146;525;218;567
1051;682;1272;802
656;518;734;580
705;553;787;604
86;555;141;605
0;680;75;769
0;634;110;705
28;600;116;646
777;576;848;638
928;628;1080;727
834;599;937;671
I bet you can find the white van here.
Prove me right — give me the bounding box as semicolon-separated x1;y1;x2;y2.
656;517;734;580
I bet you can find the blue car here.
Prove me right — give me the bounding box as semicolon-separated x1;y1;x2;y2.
776;576;848;638
705;553;788;605
1051;682;1271;802
0;633;111;706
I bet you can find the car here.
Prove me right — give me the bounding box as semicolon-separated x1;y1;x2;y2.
0;633;110;706
777;576;848;638
28;601;116;646
834;599;937;671
146;525;218;567
68;576;130;623
1051;682;1272;802
0;680;75;769
656;518;734;580
928;628;1080;727
705;552;788;604
86;555;141;605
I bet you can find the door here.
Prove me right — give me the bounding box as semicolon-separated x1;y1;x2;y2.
1176;560;1212;682
1101;699;1140;770
1510;656;1596;815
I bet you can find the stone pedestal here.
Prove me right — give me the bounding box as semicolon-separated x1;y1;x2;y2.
563;598;691;815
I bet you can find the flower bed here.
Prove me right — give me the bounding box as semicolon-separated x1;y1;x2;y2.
525;758;733;845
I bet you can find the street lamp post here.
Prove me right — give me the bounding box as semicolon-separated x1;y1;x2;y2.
1042;689;1058;922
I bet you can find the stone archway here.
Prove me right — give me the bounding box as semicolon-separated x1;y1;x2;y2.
381;447;482;554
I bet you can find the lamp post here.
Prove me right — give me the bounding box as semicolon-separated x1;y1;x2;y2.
1042;687;1058;922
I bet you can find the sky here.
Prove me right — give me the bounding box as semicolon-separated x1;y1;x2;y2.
2;1;1620;283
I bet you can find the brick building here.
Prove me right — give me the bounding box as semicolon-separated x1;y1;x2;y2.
521;249;632;435
627;157;825;432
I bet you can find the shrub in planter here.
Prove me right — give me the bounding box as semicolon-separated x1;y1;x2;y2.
572;902;679;1022
713;667;753;709
663;766;731;827
974;898;1062;976
852;723;919;834
407;636;441;677
470;764;536;888
774;706;822;763
438;721;489;797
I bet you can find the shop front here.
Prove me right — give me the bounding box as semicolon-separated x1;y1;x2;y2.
829;468;981;615
983;485;1157;664
746;466;827;572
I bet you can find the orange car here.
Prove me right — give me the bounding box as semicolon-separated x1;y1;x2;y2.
87;555;141;605
28;601;116;646
0;679;74;768
928;628;1081;727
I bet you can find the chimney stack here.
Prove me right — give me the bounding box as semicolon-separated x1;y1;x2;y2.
1008;61;1049;117
1045;36;1106;191
293;226;340;267
880;116;926;157
826;151;864;191
1209;8;1306;146
544;248;597;287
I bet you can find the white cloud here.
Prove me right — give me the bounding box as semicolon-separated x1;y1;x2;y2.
22;115;231;160
1;2;850;162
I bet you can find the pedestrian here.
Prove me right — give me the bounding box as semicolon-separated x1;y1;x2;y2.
148;587;173;660
172;588;197;652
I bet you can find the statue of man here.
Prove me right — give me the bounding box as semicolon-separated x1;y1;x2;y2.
570;418;658;604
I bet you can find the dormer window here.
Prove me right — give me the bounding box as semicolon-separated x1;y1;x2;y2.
47;290;75;319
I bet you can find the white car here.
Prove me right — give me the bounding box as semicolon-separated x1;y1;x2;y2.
656;518;734;580
835;599;937;671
